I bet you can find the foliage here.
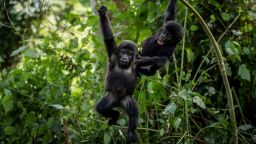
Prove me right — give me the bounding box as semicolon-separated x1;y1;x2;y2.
0;0;42;69
0;0;256;143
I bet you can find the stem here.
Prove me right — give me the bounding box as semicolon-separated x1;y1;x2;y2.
180;7;189;143
179;4;188;88
184;99;190;143
173;54;179;83
232;87;246;124
179;0;238;143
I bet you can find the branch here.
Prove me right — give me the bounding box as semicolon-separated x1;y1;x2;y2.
4;0;17;32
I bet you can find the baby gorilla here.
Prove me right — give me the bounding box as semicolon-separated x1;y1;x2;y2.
138;0;184;75
96;6;167;142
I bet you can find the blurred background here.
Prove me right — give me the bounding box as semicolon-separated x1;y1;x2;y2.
0;0;255;143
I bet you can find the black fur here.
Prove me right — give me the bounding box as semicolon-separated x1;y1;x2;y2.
95;6;167;143
138;0;184;75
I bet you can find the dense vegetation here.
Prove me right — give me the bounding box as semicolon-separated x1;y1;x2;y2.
0;0;255;143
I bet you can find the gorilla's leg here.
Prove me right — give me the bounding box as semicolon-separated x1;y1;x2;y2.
120;96;138;142
96;94;120;126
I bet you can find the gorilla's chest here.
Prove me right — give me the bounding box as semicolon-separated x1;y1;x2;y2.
107;66;136;83
106;66;137;95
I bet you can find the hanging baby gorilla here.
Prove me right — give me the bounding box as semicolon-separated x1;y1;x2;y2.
138;0;184;75
95;6;167;142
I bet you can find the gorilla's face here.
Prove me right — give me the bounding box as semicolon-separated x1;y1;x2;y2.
117;48;134;68
157;27;172;45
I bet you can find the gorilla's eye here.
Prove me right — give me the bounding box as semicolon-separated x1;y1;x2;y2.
127;50;133;56
120;49;133;56
166;33;172;39
120;49;126;54
162;29;168;34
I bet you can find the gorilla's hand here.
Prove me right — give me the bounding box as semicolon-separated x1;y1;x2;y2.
98;6;108;16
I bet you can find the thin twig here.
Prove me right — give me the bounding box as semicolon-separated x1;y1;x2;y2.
46;0;59;26
176;131;188;144
172;54;179;83
4;0;17;32
191;63;218;91
0;23;13;28
217;14;241;43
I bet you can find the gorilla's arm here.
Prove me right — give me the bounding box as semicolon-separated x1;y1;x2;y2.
135;56;167;67
135;56;168;76
164;0;177;23
98;6;116;57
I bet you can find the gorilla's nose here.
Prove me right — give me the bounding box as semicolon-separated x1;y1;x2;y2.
121;55;129;62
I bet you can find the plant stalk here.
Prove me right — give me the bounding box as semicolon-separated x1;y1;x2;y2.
179;0;238;143
179;4;188;88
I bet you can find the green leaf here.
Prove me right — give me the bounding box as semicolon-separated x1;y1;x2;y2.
2;89;13;113
70;37;79;48
51;104;64;110
243;47;250;54
2;96;13;113
221;12;231;21
224;40;241;62
160;128;165;136
104;133;111;144
225;63;232;76
238;124;253;131
206;87;217;96
210;15;216;23
163;75;170;85
25;111;36;126
147;82;157;94
0;56;3;63
4;126;15;135
163;102;177;115
193;96;206;109
225;40;238;55
4;88;12;96
238;64;251;81
17;101;23;109
190;25;198;31
178;90;190;100
10;46;26;56
173;117;181;129
117;118;126;127
24;49;40;58
252;135;256;142
186;48;194;63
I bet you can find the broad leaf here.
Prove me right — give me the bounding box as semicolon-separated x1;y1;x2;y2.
160;128;165;136
178;90;190;100
4;126;15;135
2;89;13;113
24;49;40;58
173;117;181;129
10;46;26;56
238;64;251;81
221;12;231;21
25;111;36;126
104;133;111;144
186;48;194;63
190;25;198;31
163;102;177;115
193;96;206;109
238;124;253;131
